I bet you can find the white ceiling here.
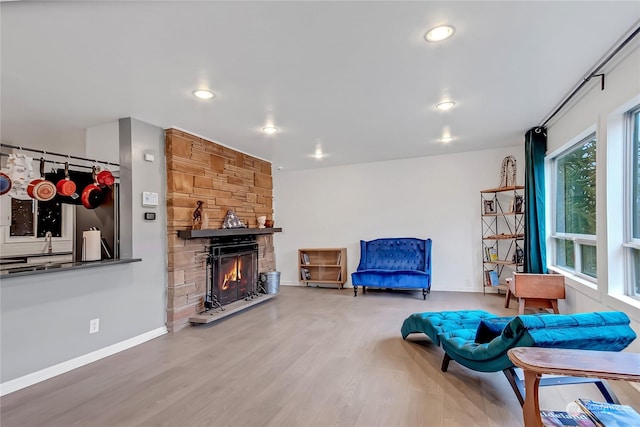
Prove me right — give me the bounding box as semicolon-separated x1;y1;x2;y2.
2;1;639;171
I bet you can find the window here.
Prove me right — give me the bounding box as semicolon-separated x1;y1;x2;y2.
551;132;597;280
626;105;640;297
10;198;63;237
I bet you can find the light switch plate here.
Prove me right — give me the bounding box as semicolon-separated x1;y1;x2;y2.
142;191;159;207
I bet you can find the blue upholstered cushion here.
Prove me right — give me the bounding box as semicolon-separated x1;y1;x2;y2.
361;239;427;271
400;310;496;345
474;317;514;344
438;311;636;373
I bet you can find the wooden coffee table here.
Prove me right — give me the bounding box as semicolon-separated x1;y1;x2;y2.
507;347;640;427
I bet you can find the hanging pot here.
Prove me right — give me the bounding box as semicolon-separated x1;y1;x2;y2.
81;166;106;209
27;158;56;201
0;172;12;196
56;162;77;197
96;165;114;187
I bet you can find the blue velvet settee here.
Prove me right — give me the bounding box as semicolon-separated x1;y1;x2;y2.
351;238;432;299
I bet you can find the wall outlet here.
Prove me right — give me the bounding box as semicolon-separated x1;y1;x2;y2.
89;318;100;334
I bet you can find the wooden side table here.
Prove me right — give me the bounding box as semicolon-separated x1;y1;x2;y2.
508;347;640;427
504;273;565;314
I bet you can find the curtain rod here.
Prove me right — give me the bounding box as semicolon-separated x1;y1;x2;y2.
0;143;119;167
540;22;640;128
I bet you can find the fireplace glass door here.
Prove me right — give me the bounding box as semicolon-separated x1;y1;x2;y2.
215;252;257;305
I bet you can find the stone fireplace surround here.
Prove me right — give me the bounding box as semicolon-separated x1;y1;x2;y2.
165;129;275;332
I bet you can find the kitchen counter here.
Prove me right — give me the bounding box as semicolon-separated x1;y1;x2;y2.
0;258;142;279
0;252;73;265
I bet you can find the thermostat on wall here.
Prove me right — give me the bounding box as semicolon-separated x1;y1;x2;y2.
142;191;159;207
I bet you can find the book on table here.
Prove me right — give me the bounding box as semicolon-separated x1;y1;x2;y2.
540;410;596;426
576;399;640;426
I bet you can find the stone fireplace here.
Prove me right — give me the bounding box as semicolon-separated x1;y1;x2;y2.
165;129;276;332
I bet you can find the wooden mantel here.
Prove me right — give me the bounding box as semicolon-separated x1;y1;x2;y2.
177;227;282;239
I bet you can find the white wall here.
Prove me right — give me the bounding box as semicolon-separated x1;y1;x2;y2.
546;41;640;352
0;118;167;390
273;146;524;293
86;121;120;164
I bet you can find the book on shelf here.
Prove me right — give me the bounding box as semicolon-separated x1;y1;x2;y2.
540;410;596;426
576;399;640;426
485;247;498;262
301;253;310;265
484;270;500;286
336;251;341;265
488;270;499;286
300;267;311;281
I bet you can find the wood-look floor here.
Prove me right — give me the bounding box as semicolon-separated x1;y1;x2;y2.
2;286;639;427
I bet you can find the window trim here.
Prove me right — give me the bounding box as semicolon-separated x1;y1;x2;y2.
624;104;640;298
547;125;597;283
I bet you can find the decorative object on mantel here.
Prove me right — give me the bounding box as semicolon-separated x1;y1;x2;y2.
499;155;517;188
192;200;204;230
264;219;274;228
222;209;247;229
257;215;266;229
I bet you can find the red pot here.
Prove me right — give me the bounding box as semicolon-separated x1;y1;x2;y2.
96;169;114;186
27;158;56;201
56;162;77;196
81;166;106;209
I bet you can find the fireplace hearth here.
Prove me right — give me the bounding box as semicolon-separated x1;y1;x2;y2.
206;236;259;310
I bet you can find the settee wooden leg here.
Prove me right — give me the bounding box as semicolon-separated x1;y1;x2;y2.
422;289;428;300
363;286;367;294
441;353;452;372
353;286;358;297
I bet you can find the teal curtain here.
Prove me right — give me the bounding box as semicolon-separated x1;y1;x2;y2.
524;127;547;273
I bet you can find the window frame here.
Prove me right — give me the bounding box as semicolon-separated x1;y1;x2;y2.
548;126;598;283
624;104;640;298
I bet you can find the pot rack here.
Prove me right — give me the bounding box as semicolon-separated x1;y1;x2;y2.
0;143;119;171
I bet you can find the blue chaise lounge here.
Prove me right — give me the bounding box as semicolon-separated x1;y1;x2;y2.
351;237;432;299
401;310;637;404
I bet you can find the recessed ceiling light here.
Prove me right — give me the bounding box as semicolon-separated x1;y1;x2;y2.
440;136;454;143
192;89;215;99
425;25;455;42
263;126;279;134
277;166;284;170
313;152;325;159
435;101;456;111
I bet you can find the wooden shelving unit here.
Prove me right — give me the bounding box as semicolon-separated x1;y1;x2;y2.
481;186;525;294
298;248;347;289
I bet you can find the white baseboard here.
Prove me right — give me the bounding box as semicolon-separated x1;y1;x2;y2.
0;326;167;396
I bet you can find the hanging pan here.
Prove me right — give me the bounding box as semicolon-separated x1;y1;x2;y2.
81;166;107;209
27;158;56;201
96;165;114;187
56;162;77;197
0;172;12;196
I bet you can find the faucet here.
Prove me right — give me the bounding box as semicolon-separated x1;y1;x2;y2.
45;231;52;254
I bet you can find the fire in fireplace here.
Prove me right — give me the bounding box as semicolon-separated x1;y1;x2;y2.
206;236;258;309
